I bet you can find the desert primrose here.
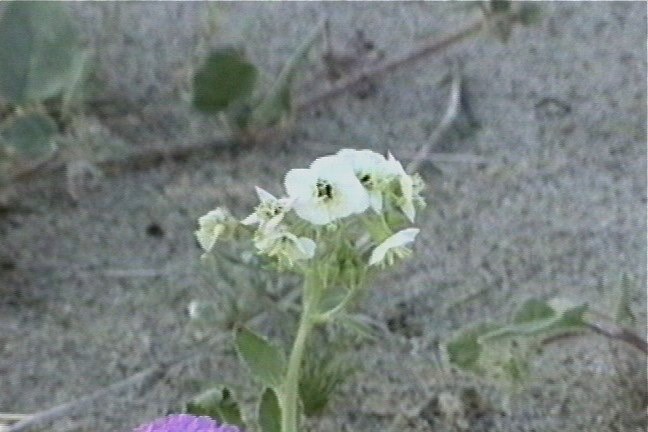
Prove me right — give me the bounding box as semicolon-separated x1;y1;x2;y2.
194;148;425;432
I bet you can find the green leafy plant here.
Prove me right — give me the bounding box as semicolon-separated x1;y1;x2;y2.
446;276;646;386
192;21;324;142
188;148;426;431
186;386;246;428
446;298;588;384
0;1;89;183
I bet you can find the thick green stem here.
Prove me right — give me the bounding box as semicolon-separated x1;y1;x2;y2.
280;277;316;432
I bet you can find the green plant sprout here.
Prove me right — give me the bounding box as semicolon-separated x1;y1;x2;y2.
446;273;647;386
190;1;541;146
193;148;426;432
0;1;89;184
192;21;325;143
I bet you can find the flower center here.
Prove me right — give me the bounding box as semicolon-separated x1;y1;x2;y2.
258;202;284;219
359;172;374;189
315;179;334;200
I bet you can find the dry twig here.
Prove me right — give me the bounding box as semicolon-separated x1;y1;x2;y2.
296;18;483;110
585;319;648;355
7;17;485;188
407;69;463;173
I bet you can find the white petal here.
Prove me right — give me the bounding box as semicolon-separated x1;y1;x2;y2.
255;186;277;203
195;224;224;252
241;212;260;225
338;148;386;171
284;168;317;199
198;208;227;226
369;228;420;266
310;154;353;174
331;173;370;216
402;202;416;222
389;228;420;247
368;191;383;213
294;202;333;225
278;196;295;209
400;175;416;222
386;150;406;176
265;213;284;231
336;148;358;161
296;237;316;259
369;241;390;266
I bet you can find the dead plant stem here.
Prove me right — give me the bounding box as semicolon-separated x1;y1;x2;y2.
8;18;484;187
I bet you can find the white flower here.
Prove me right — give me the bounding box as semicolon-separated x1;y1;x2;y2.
385;151;417;222
254;225;316;268
337;148;392;213
195;207;232;253
284;154;369;225
241;186;293;230
369;228;420;266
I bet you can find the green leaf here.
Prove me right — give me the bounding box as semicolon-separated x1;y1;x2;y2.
1;112;57;158
512;298;555;323
185;386;245;428
235;327;286;388
335;313;379;342
299;349;354;417
489;0;512;13
318;285;348;312
446;323;498;373
192;48;258;113
447;298;589;384
516;3;543;26
446;323;531;384
481;299;588;341
0;2;83;104
258;387;281;432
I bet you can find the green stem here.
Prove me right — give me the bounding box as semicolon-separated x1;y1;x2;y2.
315;283;357;324
280;274;317;432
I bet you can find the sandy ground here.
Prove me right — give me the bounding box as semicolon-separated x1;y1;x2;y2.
1;2;646;431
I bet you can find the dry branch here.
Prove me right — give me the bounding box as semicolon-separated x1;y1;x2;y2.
7;17;485;189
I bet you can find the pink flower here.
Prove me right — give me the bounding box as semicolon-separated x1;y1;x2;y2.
133;414;242;432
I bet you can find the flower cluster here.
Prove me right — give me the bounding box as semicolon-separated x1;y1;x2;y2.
133;414;241;432
195;149;425;270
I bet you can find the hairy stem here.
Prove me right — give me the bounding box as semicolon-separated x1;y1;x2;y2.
280;274;317;432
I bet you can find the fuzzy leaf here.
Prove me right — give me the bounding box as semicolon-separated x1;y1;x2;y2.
447;298;589;384
1;112;57;158
446;323;498;373
0;2;83;105
517;3;543;26
489;0;512;13
512;298;555;323
481;299;588;341
185;386;245;428
258;387;281;432
235;327;286;388
318;285;348;313
299;349;354;417
335;313;379;342
446;323;530;384
192;48;258;113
